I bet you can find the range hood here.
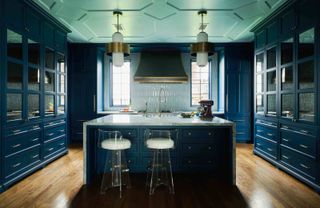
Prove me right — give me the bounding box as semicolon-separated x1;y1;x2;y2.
134;50;188;83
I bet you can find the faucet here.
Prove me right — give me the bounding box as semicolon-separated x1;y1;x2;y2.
158;87;166;116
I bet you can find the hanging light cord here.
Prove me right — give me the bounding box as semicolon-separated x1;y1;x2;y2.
201;12;204;32
117;13;119;33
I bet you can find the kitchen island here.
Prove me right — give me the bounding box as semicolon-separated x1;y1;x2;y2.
83;114;235;185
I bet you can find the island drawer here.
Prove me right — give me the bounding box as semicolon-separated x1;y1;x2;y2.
182;143;221;155
255;137;277;159
43;136;66;159
280;130;316;158
4;145;41;178
5;131;41;156
182;128;225;142
182;157;217;167
280;147;317;181
44;124;66;142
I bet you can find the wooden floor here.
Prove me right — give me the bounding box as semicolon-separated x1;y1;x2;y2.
0;144;319;208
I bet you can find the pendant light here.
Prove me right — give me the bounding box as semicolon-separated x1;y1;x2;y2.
191;10;214;67
106;11;130;67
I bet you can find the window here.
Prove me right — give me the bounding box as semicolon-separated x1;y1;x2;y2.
110;61;130;106
191;61;211;105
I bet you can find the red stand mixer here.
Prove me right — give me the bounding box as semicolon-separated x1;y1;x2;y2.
199;100;214;120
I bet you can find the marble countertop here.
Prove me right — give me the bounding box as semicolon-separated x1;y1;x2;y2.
84;114;234;127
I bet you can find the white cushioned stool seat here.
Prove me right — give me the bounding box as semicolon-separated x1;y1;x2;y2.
146;138;174;149
101;139;131;150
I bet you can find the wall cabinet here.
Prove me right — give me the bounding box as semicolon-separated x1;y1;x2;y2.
252;0;319;193
0;0;70;192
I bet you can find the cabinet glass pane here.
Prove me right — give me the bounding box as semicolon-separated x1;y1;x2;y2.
7;62;23;89
7;29;22;60
281;67;293;91
256;74;264;93
28;39;40;66
298;60;314;89
28;67;40;91
45;48;54;69
256;95;264;114
267;70;276;91
7;93;22;120
28;94;40;118
281;94;293;118
299;93;314;122
267;94;276;116
58;74;65;93
58;95;65;115
281;37;293;64
57;53;65;72
45;95;55;116
45;71;55;92
267;48;276;69
298;28;314;59
256;53;264;72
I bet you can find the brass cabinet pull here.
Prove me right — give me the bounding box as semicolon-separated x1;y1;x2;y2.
128;132;131;135
256;142;262;146
47;133;54;136
11;144;21;148
299;144;308;149
299;130;309;134
59;143;65;146
48;148;54;151
282;138;289;142
257;130;263;133
208;132;212;136
267;148;273;152
12;163;21;168
188;146;192;150
32;138;39;142
267;133;273;137
59;130;65;133
282;155;289;159
300;164;310;169
188;132;192;136
208;146;212;150
13;129;22;133
282;125;289;129
32;154;39;159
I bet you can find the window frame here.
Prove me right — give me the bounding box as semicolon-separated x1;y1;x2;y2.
109;59;131;107
190;59;212;107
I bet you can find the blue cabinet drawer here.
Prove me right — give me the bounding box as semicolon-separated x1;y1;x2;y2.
256;124;277;142
5;124;41;137
4;145;41;178
44;119;66;128
182;143;219;155
280;147;317;181
280;124;316;137
280;131;316;157
43;137;66;159
5;132;41;156
182;129;224;142
255;137;277;159
44;124;66;142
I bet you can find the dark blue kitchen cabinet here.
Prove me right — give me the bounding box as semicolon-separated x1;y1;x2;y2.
225;44;253;143
0;0;70;192
252;0;320;193
68;44;102;142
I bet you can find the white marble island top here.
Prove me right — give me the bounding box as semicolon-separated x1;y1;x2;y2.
84;114;234;127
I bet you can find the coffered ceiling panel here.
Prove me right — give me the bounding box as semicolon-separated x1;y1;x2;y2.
33;0;288;43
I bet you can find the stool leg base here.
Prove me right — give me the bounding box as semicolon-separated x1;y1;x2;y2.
148;149;174;195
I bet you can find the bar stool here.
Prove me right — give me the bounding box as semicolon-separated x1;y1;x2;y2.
145;129;178;195
97;130;131;198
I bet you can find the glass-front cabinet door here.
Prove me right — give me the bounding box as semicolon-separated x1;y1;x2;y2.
266;47;277;117
297;28;315;123
280;37;294;120
57;52;66;115
255;52;264;115
6;29;24;122
44;48;56;116
27;39;41;119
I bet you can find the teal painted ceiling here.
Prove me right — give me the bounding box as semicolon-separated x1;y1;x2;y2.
33;0;288;43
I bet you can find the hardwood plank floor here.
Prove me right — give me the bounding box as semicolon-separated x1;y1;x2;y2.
0;144;319;208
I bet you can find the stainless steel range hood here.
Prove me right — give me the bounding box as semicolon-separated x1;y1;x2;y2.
134;51;188;83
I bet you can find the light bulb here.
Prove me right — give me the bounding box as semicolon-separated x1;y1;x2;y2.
197;31;208;42
112;32;123;42
197;52;208;67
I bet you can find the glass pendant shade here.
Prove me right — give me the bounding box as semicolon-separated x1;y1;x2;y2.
196;32;208;67
112;32;124;67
